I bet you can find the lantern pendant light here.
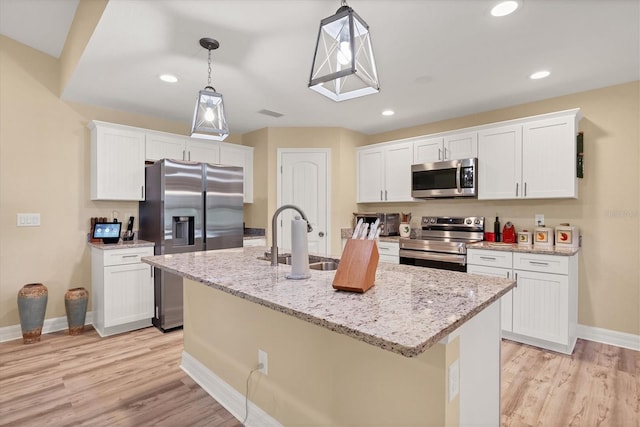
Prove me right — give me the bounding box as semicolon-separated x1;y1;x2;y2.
308;0;379;102
191;38;229;141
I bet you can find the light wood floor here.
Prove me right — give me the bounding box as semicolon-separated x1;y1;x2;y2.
1;327;638;426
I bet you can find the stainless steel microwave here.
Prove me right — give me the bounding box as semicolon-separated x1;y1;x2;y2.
411;158;478;198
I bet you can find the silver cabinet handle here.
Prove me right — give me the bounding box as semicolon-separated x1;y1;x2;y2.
188;151;191;161
529;261;549;266
479;256;496;260
515;182;519;197
385;190;388;200
141;186;145;199
438;148;442;160
183;150;186;161
122;255;138;259
380;190;383;201
507;271;510;278
444;147;448;160
524;182;527;197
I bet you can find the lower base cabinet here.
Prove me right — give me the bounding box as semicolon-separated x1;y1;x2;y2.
467;248;578;354
91;245;154;337
341;239;399;264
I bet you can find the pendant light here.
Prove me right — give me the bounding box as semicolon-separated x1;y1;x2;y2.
191;38;229;141
308;0;379;102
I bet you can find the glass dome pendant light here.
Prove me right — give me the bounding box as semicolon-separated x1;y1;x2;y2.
191;37;229;141
308;0;379;102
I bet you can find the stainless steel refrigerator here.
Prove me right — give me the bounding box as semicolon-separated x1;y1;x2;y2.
139;159;243;331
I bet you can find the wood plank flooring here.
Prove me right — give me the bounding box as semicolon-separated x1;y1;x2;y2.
1;327;638;426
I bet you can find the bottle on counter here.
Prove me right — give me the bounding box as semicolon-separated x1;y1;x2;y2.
494;216;501;242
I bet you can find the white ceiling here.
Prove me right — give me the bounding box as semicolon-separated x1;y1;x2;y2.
1;0;639;135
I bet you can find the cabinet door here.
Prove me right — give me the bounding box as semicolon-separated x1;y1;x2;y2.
384;142;413;201
91;125;146;201
145;132;186;162
512;270;569;345
414;137;444;163
522;116;577;199
185;139;220;164
377;241;399;264
220;143;254;203
478;125;522;200
467;264;513;332
444;131;477;160
357;148;385;202
103;263;154;327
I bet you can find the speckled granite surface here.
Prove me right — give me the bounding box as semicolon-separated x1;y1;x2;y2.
88;240;155;250
143;246;514;357
467;241;580;256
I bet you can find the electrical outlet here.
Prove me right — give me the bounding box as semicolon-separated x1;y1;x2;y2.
448;360;459;402
535;214;545;227
258;349;268;375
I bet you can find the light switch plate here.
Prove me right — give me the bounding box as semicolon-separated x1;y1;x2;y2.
535;214;544;227
17;213;41;227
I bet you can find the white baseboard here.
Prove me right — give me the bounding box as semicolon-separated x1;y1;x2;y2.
577;324;640;351
0;312;94;343
180;351;282;427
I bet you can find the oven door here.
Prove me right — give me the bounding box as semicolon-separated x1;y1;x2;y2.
399;249;467;272
411;158;477;198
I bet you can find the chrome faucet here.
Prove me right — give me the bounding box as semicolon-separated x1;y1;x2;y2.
270;204;313;266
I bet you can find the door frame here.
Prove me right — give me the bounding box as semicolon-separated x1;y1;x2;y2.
277;148;331;255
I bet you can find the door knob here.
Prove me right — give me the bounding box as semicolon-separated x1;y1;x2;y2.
318;231;325;237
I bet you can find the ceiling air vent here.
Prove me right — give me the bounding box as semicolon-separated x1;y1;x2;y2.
258;109;284;118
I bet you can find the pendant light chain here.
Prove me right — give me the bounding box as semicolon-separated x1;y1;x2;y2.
207;48;212;87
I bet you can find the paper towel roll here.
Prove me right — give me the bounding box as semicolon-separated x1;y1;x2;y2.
286;216;310;280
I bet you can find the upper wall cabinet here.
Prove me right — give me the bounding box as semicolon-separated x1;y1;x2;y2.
478;109;581;200
145;132;220;164
89;121;146;201
413;132;478;164
357;141;414;203
219;143;254;203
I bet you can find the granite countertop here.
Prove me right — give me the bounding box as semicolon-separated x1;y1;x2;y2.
142;246;514;358
467;241;580;256
88;239;155;250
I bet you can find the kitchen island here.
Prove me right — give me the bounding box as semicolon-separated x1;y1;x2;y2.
143;246;515;426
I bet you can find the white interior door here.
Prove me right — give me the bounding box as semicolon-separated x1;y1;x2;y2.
278;149;330;256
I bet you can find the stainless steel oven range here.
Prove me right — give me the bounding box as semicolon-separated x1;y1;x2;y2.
399;216;484;272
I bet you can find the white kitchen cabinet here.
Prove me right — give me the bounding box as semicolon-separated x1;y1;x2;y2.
220;143;254;203
145;131;188;162
467;251;514;332
357;141;413;202
377;240;400;264
413;132;477;164
185;139;220;164
91;245;155;337
467;248;578;354
478;109;580;200
89;121;146;201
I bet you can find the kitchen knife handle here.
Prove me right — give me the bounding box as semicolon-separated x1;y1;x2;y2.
515;182;519;197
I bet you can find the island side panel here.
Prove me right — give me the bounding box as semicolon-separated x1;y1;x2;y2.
182;278;459;426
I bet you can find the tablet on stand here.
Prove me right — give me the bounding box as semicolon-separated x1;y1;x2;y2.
92;222;122;244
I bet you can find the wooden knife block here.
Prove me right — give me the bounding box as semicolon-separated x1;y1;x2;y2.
332;239;379;293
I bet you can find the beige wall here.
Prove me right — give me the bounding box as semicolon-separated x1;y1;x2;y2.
362;81;640;336
1;29;637;337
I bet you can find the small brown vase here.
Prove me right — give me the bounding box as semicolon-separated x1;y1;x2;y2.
65;287;89;335
17;283;48;344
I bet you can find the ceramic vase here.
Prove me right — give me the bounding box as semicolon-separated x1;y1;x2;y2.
65;287;89;335
17;283;48;344
399;222;411;238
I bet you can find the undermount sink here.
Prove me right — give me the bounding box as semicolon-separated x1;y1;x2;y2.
259;252;339;271
309;261;338;271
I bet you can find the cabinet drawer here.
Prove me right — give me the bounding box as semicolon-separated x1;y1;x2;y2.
103;247;154;266
513;252;568;275
377;241;399;256
467;249;513;269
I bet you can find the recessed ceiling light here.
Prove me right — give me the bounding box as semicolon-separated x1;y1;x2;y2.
159;74;178;83
491;1;519;17
382;110;395;116
530;70;551;80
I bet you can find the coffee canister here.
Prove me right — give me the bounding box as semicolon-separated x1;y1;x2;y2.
555;224;580;249
534;227;554;248
517;230;532;245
